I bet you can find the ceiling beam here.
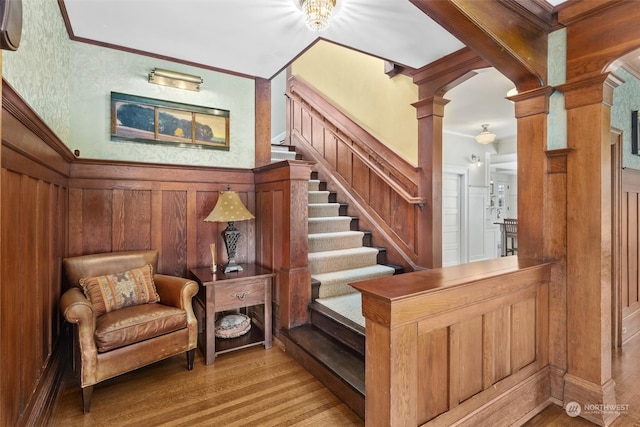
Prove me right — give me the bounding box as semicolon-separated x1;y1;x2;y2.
409;0;550;91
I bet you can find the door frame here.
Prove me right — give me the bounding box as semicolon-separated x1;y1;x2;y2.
611;128;622;348
443;165;469;265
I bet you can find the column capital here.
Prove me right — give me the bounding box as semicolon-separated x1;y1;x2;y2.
557;73;623;110
412;96;450;119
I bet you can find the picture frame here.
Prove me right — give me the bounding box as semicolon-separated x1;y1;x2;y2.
111;92;230;150
632;110;639;155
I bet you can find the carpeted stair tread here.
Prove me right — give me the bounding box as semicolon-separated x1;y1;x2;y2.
308;216;352;233
309;247;380;274
309;231;365;253
312;264;396;298
316;293;366;328
308;179;321;191
271;150;298;162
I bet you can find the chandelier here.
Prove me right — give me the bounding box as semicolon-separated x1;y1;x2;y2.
301;0;336;32
475;124;496;144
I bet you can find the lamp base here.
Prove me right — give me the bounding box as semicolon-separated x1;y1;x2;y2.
222;261;243;273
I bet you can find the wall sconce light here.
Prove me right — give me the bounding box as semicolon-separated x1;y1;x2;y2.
204;187;255;273
148;68;203;91
470;154;481;167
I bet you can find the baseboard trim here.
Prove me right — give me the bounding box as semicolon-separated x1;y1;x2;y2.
426;366;551;427
563;373;619;426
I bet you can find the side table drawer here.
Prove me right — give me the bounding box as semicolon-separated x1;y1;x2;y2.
214;279;267;311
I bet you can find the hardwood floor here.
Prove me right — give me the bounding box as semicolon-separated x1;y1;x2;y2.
50;333;640;426
49;341;364;427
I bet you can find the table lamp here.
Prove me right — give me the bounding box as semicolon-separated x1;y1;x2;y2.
204;188;254;273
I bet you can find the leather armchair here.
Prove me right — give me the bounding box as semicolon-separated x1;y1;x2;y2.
60;250;198;413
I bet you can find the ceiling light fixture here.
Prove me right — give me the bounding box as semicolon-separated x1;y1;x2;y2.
475;124;496;145
148;68;203;91
301;0;336;32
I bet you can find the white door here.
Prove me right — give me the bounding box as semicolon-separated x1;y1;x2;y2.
442;167;468;266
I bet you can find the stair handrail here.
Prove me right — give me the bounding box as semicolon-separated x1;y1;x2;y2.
288;76;426;207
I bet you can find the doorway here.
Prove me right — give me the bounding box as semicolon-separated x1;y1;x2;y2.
442;166;469;266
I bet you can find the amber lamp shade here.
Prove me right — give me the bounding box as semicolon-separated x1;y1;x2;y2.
204;190;254;273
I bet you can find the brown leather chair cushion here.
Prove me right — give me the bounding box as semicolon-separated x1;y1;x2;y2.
95;303;187;353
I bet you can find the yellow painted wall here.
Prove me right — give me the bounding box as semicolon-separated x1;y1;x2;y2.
291;41;419;165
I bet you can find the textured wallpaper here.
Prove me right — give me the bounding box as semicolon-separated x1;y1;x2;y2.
2;0;70;142
68;43;255;168
2;0;256;169
548;29;567;150
612;68;640;170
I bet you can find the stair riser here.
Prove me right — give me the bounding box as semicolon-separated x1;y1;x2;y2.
317;283;359;299
309;252;379;274
308;218;352;233
309;234;364;252
308;180;321;192
310;307;365;357
309;204;340;218
308;191;330;204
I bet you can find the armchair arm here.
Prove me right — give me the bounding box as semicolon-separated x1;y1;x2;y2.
154;274;198;309
60;287;98;387
154;275;199;349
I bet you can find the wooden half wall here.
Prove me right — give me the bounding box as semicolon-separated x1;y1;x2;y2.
254;160;313;332
353;257;553;426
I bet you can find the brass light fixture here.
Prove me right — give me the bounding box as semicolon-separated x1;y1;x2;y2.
204;188;255;273
148;68;203;91
300;0;336;32
475;124;496;145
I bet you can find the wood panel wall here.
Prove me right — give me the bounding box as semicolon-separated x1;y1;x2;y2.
353;257;552;427
1;83;72;426
622;168;640;342
287;76;425;270
67;161;255;278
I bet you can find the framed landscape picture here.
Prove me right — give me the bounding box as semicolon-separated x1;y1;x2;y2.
111;92;230;150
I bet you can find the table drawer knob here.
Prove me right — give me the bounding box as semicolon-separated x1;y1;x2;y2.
234;291;249;300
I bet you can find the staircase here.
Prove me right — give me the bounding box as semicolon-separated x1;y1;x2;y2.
308;177;396;326
270;144;401;419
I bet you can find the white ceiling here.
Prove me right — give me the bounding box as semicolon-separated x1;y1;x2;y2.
62;0;465;80
61;0;561;146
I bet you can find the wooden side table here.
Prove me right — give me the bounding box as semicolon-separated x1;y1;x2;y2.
190;264;274;365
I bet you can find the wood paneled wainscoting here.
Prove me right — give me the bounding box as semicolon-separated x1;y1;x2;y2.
287;76;427;271
67;161;255;277
352;257;553;426
1;82;71;426
621;168;640;343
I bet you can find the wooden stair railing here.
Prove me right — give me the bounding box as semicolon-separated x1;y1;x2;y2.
287;75;427;271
